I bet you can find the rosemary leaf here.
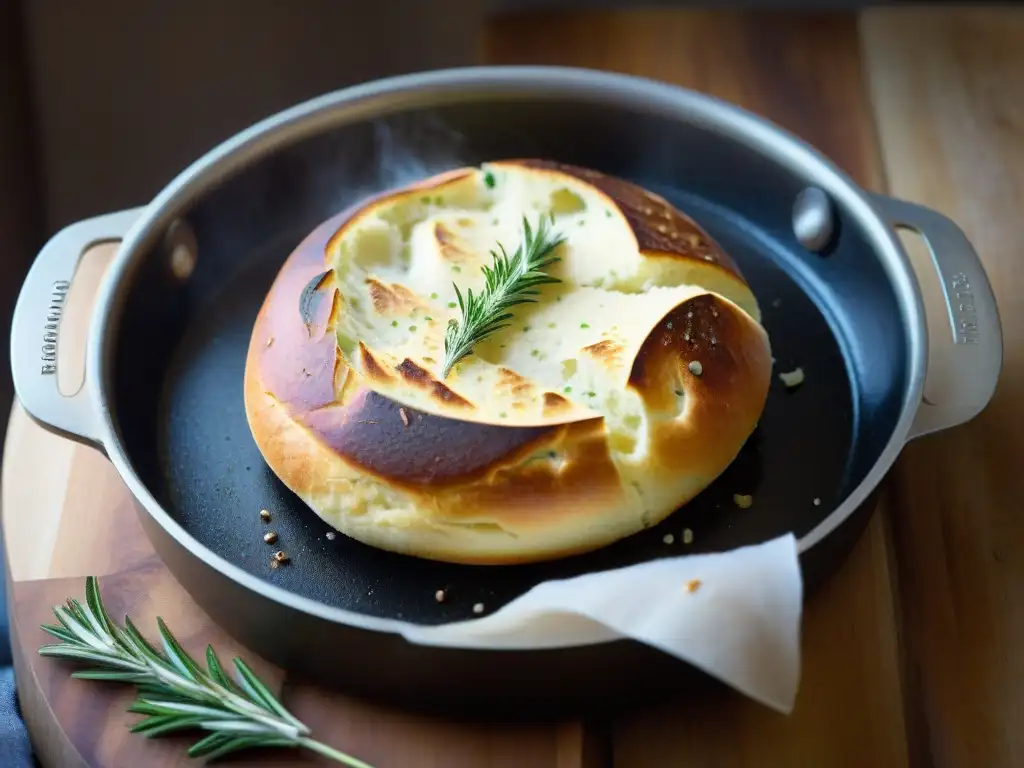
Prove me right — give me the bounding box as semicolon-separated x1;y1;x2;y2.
41;627;80;645
122;615;164;663
85;577;113;637
128;700;180;717
197;719;272;734
186;731;234;758
441;214;565;378
205;645;238;692
38;576;372;766
135;699;237;719
132;714;209;737
157;618;204;681
38;645;126;666
71;670;152;683
232;656;303;727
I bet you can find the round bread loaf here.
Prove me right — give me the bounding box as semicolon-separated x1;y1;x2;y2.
244;160;772;564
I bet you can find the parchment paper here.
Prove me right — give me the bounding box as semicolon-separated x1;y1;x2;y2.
401;534;803;713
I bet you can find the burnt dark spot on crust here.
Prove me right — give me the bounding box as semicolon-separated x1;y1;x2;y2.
367;278;419;314
498;367;527;383
302;391;552;486
326;289;343;329
397;358;431;385
366;278;392;313
543;392;570;413
435;222;457;244
298;269;334;331
512;159;742;279
628;294;740;395
498;367;534;396
396;358;473;409
392;282;420;305
582;339;622;363
332;352;348;397
431;381;473;409
359;343;391;382
434;222;468;261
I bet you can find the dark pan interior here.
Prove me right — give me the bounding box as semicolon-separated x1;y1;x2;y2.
112;99;910;625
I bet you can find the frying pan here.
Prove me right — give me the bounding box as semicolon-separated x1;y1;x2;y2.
10;67;1001;715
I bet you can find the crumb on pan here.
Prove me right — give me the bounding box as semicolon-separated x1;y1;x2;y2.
733;493;753;509
263;531;278;545
399;407;410;427
813;497;821;506
682;528;694;545
273;550;290;564
326;531;336;540
259;509;271;522
435;589;446;603
685;579;702;593
472;602;485;614
663;533;675;545
779;367;805;388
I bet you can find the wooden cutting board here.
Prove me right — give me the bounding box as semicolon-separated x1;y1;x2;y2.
4;8;1022;767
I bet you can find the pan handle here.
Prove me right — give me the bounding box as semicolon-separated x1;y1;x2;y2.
10;208;144;450
870;194;1002;440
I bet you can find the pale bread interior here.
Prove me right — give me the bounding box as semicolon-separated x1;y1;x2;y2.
322;163;761;504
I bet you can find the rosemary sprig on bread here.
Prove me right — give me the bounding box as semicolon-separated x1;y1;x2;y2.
441;215;565;378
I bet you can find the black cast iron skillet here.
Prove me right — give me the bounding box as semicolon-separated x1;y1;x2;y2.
13;69;1000;718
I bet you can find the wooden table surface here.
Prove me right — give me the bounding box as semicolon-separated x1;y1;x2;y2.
3;7;1022;767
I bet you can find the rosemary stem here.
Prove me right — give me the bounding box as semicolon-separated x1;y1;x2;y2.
47;554;373;763
298;737;376;767
441;214;564;378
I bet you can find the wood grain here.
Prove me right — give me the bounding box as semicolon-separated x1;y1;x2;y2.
483;10;884;191
484;10;910;767
862;9;1024;768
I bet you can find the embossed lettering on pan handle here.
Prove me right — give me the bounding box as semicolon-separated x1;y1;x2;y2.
10;208;145;449
871;194;1002;440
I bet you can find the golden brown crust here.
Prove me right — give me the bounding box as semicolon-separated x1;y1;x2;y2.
505;159;743;278
244;160;772;564
630;293;772;485
245;219;566;490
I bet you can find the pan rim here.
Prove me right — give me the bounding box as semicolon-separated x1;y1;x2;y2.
86;65;927;645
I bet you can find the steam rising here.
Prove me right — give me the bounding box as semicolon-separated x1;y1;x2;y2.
314;112;470;216
372;112;468;189
177;109;473;306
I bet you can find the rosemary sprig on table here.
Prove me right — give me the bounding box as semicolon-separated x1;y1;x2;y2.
441;214;565;378
39;577;373;766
